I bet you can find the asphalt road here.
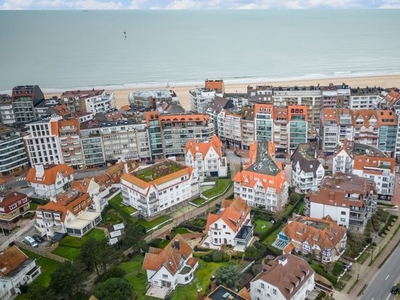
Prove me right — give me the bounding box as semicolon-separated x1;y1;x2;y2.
361;244;400;300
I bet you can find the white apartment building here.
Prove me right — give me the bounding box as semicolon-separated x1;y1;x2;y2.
99;120;151;162
233;141;289;212
61;89;115;114
58;118;84;168
320;109;339;154
349;87;382;110
0;246;41;300
84;91;115;113
0;97;15;125
189;80;224;113
121;160;199;218
217;110;242;149
291;143;325;193
250;254;315;300
26;164;74;198
185;135;227;182
351;110;380;147
24;116;64;166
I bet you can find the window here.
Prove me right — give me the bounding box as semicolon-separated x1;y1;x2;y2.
341;211;346;215
261;283;265;289
273;289;277;295
162;274;168;279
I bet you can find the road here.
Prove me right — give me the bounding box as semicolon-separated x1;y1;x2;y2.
361;244;400;300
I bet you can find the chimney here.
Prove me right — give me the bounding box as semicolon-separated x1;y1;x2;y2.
124;162;129;174
279;256;288;266
197;288;204;300
35;164;45;178
174;239;180;250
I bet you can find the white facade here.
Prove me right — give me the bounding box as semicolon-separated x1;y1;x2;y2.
189;88;220;113
84;91;116;114
309;202;350;228
24;116;63;166
0;101;15;125
291;161;325;193
251;277;315;300
121;162;199;218
217;110;242;148
332;149;353;174
350;94;380;110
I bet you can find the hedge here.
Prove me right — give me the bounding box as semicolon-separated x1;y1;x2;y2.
179;222;204;233
379;215;398;236
29;197;48;205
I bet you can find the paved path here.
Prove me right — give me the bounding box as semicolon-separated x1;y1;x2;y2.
333;208;400;299
0;219;35;251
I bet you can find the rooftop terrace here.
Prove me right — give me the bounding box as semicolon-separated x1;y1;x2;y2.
133;160;185;182
247;141;281;176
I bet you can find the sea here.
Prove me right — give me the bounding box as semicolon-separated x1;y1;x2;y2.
1;9;400;94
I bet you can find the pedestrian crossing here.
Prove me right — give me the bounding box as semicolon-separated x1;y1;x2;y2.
16;177;26;182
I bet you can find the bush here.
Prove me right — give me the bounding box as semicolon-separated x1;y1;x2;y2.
29;197;48;205
212;250;223;262
310;262;337;285
148;238;163;248
332;261;343;277
315;291;326;300
245;246;261;260
202;252;213;262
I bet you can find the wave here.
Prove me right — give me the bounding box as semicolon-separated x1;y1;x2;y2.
1;70;400;95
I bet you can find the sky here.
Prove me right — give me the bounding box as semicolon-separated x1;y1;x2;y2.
1;0;400;10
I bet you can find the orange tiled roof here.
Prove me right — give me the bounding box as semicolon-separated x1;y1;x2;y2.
26;164;74;185
376;110;397;126
321;108;338;125
205;197;251;232
185;135;222;158
353;155;395;173
71;178;91;193
0;191;29;213
53;104;71;117
288;105;308;122
385;89;400;106
233;169;287;193
351;109;378;128
143;234;193;275
254;103;273;116
0;177;5;185
0;246;28;276
58;118;79;133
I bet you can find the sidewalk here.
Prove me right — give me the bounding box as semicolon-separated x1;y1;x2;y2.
333;211;400;299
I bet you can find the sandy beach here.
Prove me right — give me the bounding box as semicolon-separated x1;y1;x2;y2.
45;75;400;111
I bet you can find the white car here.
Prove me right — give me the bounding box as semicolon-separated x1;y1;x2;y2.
23;236;38;248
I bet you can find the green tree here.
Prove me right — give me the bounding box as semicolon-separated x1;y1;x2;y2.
49;261;84;299
214;265;241;290
97;266;126;283
26;285;55;300
93;277;133;300
122;223;146;253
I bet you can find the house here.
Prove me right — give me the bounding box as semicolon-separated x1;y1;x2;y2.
273;215;347;262
291;143;325;193
26;164;75;198
202;196;253;250
0;191;30;232
143;234;199;299
121;159;199;218
0;246;41;300
185;135;228;182
250;254;315;300
34;188;101;238
305;173;377;230
233;141;289;212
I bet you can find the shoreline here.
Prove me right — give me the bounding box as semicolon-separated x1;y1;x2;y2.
43;74;400;112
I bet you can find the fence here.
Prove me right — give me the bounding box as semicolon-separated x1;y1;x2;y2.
14;241;68;263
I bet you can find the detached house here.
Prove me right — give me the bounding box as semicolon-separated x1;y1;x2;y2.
34;189;101;238
250;254;315;300
0;246;41;300
143;234;199;299
273;215;347;262
0;191;30;232
291;143;325;193
185;135;228;182
203;197;253;250
26;164;75;198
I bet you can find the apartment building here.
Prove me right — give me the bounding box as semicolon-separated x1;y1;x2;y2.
24;116;64;166
203;197;253;249
35;98;61;118
291;143;325;193
99;120;151;162
121;160;199;218
349;86;383;110
0;94;14;125
0;125;28;176
80;123;105;167
376;110;397;154
233;141;289;212
185;135;227;182
351;109;380;147
189;80;224;113
35;188;101;238
305;173;377;230
320;109;339;154
61;89;115;113
26;164;74;198
11;85;44;123
241;107;255;149
0;246;41;300
206;96;234;136
58;118;84;168
217;110;242;149
144;111;214;160
273;215;347;263
254;103;274;144
129;89;175;110
0;191;30;232
250;254;315;300
287;105;308;152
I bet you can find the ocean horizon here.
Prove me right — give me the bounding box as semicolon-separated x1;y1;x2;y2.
1;9;400;94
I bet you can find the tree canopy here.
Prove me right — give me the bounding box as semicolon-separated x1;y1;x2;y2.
214;265;241;290
93;277;133;300
49;261;84;299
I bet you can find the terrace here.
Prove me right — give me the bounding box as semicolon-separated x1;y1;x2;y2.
133;160;185;182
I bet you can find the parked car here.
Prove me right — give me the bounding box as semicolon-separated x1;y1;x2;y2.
391;286;399;295
22;236;38;248
32;234;45;243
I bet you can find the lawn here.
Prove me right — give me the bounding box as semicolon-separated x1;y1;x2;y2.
109;194;137;215
29;202;39;210
103;208;124;225
262;224;284;244
59;228;106;248
254;219;273;235
51;245;81;260
138;215;172;231
120;255;159;300
171;260;231;299
191;197;205;206
202;179;232;199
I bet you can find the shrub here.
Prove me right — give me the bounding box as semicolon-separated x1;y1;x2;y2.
245;246;260;260
332;261;343;277
212;250;224;262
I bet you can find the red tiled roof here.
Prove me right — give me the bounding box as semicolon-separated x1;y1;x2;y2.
26;164;74;185
0;191;30;213
0;246;28;276
185;135;223;158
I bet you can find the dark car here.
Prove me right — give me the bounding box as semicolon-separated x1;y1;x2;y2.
32;234;45;243
391;286;399;295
